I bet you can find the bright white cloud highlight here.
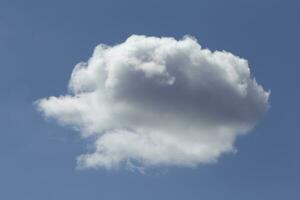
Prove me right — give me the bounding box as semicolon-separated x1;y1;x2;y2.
36;35;269;171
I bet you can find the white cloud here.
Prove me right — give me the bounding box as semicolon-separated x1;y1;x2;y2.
36;35;269;171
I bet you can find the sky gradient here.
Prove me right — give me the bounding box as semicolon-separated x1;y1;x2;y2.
0;0;299;199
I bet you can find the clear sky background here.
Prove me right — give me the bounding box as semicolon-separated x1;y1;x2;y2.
0;0;299;199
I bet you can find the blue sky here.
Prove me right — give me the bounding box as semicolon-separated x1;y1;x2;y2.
0;0;299;199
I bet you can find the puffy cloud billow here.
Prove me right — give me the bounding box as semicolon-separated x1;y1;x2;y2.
36;35;269;171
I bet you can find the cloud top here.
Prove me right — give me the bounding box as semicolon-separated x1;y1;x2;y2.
36;35;269;171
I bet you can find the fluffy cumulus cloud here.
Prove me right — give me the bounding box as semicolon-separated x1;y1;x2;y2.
36;35;269;171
